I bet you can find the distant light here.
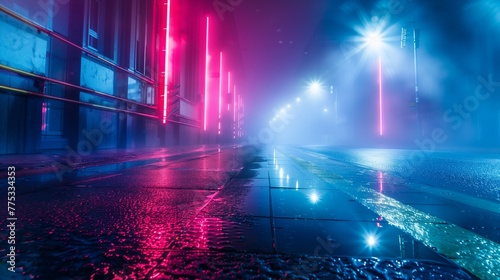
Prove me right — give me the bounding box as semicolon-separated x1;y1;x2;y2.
366;235;377;247
280;108;285;113
296;97;301;102
323;108;328;112
309;191;320;204
287;104;291;108
308;80;322;94
365;32;382;48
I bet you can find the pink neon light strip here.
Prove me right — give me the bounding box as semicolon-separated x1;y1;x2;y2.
219;52;223;117
204;17;209;131
163;0;171;124
227;72;231;111
237;94;241;131
378;55;383;136
218;52;222;134
233;84;236;138
233;84;236;122
41;102;47;131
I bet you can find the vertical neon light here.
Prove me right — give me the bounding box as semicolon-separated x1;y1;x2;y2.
378;55;383;136
233;84;236;138
41;102;47;131
163;0;172;124
227;72;231;111
218;52;222;135
204;17;209;131
233;85;236;122
237;94;241;136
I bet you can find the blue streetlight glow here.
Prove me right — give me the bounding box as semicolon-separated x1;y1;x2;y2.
364;32;382;48
359;27;386;136
308;80;323;94
366;234;377;247
309;191;320;204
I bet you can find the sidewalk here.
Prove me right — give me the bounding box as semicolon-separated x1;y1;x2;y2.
0;145;229;178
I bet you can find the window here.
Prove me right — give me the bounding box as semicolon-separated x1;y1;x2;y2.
86;0;116;60
146;86;155;105
87;0;99;50
41;100;64;136
134;0;153;77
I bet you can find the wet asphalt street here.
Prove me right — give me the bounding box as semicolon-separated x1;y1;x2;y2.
1;145;499;279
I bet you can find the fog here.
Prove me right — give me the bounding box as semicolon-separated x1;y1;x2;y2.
233;0;500;149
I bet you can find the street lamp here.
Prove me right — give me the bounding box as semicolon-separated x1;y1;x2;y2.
362;30;384;136
401;24;420;138
364;32;382;48
308;80;322;94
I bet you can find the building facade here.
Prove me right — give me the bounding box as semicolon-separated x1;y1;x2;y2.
0;0;244;154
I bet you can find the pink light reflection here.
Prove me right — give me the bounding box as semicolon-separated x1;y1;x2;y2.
378;171;383;193
377;171;384;227
41;102;47;131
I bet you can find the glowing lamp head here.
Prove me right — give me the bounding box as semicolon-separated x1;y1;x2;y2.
308;80;322;94
309;191;320;204
366;235;377;247
364;32;382;49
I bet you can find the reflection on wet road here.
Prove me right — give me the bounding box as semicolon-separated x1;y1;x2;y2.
282;146;500;279
1;146;494;278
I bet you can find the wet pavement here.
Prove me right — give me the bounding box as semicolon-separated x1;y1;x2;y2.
1;145;496;279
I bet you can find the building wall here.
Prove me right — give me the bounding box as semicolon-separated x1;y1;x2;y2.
0;0;245;154
0;0;165;155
